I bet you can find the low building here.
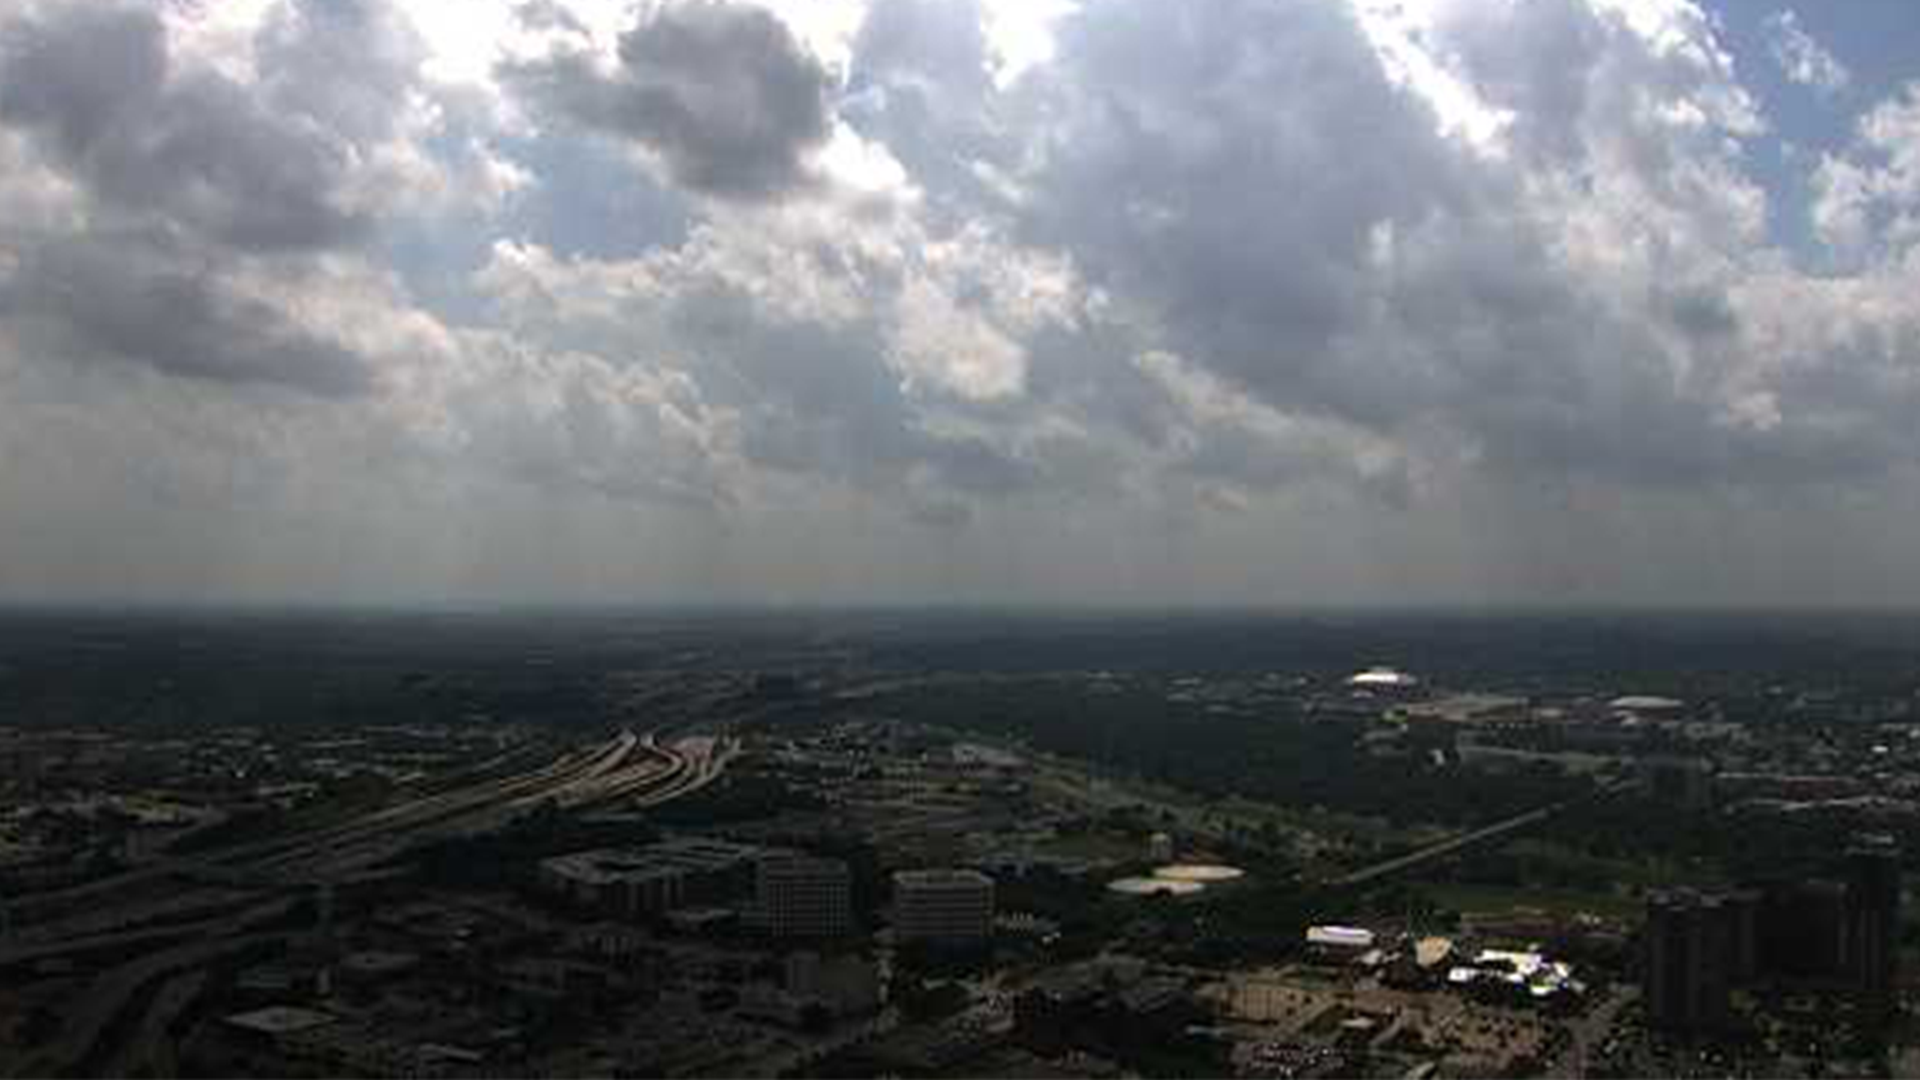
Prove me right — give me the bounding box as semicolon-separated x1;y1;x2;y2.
1306;925;1376;959
1147;832;1175;863
1388;936;1456;987
336;950;419;986
1348;668;1421;692
1610;695;1686;718
787;951;883;1016
665;906;737;936
1015;961;1203;1060
539;839;763;918
222;1006;339;1050
894;869;995;946
1449;948;1583;1002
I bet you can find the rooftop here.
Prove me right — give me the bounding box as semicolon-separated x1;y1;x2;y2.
1306;926;1376;949
1348;667;1419;688
895;868;994;888
223;1006;338;1036
1609;695;1685;711
543;838;766;884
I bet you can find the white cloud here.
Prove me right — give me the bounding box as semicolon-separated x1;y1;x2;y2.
1763;9;1851;95
1813;83;1920;257
7;0;1920;605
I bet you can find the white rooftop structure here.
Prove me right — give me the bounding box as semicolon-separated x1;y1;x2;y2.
1154;863;1245;883
1446;948;1583;997
223;1007;338;1036
1108;876;1204;897
1348;667;1419;689
1414;936;1456;969
1609;695;1684;713
1306;925;1377;951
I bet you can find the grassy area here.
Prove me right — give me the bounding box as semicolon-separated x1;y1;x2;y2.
1039;831;1146;861
1425;883;1642;922
1218;795;1436;847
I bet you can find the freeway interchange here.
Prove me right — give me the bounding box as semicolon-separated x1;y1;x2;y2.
0;728;731;1079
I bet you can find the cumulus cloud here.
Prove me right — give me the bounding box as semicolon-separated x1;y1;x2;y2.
0;3;378;252
501;0;836;200
0;1;435;395
0;230;375;396
5;0;1920;605
1812;83;1920;256
1764;10;1850;95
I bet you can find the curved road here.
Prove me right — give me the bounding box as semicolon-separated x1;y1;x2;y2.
6;728;732;1079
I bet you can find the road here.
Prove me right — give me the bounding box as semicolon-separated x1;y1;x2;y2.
9;900;295;1079
1547;985;1636;1080
1332;779;1636;889
100;969;207;1079
4;727;734;1079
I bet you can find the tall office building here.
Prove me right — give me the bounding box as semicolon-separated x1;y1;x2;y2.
893;869;995;945
1847;834;1901;1020
1722;888;1761;983
1758;878;1851;980
1645;890;1732;1035
758;854;853;939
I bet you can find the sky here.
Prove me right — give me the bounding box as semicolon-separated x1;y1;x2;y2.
2;0;1920;610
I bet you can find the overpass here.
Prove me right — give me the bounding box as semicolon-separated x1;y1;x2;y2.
4;727;734;1079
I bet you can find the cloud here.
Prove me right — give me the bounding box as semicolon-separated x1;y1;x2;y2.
501;0;835;200
0;0;458;396
1812;83;1920;256
0;3;375;252
473;225;1045;512
8;0;1920;604
0;229;376;396
1764;10;1850;95
973;0;1888;496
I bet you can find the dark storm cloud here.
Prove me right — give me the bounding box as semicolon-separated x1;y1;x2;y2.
0;3;372;252
0;232;375;397
502;0;834;200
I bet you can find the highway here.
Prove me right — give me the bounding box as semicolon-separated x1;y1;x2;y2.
3;727;734;1079
9;899;296;1079
4;734;641;953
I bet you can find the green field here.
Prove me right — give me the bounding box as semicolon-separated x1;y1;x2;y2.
1037;831;1146;862
1424;883;1642;922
